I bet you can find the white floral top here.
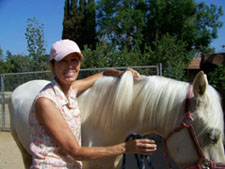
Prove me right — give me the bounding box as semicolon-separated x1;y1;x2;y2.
29;79;82;169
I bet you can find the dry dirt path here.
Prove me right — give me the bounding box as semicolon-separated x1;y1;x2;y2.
0;131;24;169
0;131;179;169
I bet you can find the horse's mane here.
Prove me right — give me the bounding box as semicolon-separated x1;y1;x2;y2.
79;71;134;129
78;72;224;138
131;75;189;133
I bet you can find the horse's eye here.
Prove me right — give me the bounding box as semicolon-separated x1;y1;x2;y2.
208;128;220;144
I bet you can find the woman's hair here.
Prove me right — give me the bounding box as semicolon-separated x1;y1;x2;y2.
49;60;55;74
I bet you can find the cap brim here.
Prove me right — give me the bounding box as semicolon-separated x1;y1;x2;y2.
54;52;83;61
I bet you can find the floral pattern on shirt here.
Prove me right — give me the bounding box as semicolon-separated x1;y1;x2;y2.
29;79;82;169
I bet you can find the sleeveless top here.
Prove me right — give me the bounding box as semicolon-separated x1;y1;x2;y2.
29;79;82;169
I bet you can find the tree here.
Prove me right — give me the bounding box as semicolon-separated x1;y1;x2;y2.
84;0;96;49
0;47;3;61
0;47;4;73
81;41;142;69
194;2;224;50
146;34;193;80
60;0;223;81
62;0;85;49
208;65;225;112
2;55;32;73
96;0;223;52
62;0;96;50
25;17;47;71
5;50;13;60
96;0;146;50
208;65;225;90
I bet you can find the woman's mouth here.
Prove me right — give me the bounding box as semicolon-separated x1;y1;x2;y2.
64;71;76;78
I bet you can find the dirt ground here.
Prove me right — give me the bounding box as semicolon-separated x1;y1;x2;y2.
0;131;25;169
0;93;24;169
0;130;179;169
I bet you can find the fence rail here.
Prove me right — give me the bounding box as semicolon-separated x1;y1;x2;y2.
0;65;162;131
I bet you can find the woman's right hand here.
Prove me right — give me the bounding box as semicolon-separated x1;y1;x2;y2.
125;139;157;155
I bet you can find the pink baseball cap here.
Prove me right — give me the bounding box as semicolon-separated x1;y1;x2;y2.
49;39;83;61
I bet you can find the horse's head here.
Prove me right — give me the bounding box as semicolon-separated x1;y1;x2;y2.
166;71;225;168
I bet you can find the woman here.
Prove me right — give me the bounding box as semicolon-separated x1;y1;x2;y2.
29;39;157;169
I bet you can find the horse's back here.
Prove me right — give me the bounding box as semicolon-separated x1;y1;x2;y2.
9;80;50;154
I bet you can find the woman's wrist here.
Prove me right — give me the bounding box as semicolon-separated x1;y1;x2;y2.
126;67;140;78
103;68;140;78
113;143;126;155
103;69;123;77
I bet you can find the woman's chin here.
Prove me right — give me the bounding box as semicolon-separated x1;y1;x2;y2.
64;76;77;82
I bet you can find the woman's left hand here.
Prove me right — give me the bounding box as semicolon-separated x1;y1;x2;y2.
126;67;140;78
103;68;123;77
103;68;140;78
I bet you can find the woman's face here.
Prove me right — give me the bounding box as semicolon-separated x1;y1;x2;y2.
52;53;81;86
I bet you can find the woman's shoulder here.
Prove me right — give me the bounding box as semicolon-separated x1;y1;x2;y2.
40;82;55;94
34;85;59;112
35;83;56;102
35;96;53;107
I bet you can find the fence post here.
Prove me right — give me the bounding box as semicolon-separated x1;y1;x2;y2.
159;63;162;76
157;63;163;76
0;75;6;131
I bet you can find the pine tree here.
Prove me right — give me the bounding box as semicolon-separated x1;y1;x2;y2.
62;0;96;50
85;0;96;49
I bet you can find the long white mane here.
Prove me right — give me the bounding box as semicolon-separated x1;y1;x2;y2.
79;72;134;130
78;71;224;139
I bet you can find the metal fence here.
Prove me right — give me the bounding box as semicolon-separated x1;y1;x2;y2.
0;65;162;131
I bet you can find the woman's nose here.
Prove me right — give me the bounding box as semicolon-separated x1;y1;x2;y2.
67;61;74;68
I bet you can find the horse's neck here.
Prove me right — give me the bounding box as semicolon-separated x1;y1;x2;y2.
131;76;190;138
79;75;190;143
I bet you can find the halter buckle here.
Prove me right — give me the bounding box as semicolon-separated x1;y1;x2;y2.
183;115;193;127
199;159;210;169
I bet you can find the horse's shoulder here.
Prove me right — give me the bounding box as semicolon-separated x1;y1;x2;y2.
11;80;50;101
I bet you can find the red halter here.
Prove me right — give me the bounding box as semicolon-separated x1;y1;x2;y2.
162;85;225;169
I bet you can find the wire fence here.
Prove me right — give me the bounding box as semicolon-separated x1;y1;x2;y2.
0;65;162;131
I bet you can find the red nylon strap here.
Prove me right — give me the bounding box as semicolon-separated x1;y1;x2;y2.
188;125;206;161
162;85;225;169
162;139;172;169
185;86;206;161
210;162;225;168
162;85;207;168
162;118;190;169
185;161;225;169
185;164;202;169
162;85;193;169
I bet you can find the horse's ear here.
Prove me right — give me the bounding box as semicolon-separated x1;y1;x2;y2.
192;71;208;98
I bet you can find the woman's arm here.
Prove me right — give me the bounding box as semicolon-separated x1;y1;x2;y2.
72;68;140;94
70;138;156;161
35;97;156;161
72;71;103;95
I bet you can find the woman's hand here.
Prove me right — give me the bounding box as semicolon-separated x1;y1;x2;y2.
103;68;123;77
125;139;157;155
126;67;140;78
103;68;140;78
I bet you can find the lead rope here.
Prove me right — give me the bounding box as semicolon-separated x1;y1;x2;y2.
121;133;154;169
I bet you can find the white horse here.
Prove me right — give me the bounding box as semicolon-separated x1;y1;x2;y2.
9;71;225;169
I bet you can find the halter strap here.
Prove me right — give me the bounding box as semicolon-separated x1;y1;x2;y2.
121;133;154;169
162;85;208;168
